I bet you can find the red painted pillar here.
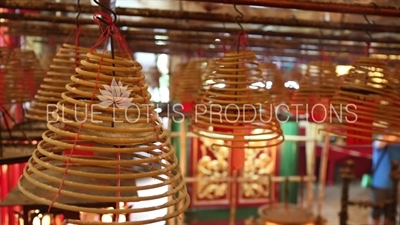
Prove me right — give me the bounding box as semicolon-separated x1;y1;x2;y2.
8;164;20;225
1;165;9;225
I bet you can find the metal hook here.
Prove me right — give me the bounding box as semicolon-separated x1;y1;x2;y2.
363;14;373;43
233;4;244;32
319;28;325;60
93;0;117;23
75;0;82;29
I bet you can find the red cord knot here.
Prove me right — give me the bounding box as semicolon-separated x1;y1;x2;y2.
93;11;114;26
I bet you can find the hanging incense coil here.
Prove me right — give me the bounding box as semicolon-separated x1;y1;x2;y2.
390;63;400;92
192;51;284;149
173;58;207;103
290;61;339;115
169;62;186;102
287;68;302;83
0;47;11;65
145;66;161;89
323;57;400;142
259;62;287;104
18;51;190;224
39;52;54;70
285;68;302;99
1;49;43;104
196;57;220;104
26;43;90;121
13;49;46;92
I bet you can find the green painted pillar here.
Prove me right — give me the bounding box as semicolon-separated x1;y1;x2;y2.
171;117;190;170
279;121;299;204
171;119;181;162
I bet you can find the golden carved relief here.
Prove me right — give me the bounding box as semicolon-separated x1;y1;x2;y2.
196;138;229;200
242;148;274;198
196;130;275;200
242;129;275;199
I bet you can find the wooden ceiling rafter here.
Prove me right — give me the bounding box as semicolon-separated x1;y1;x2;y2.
0;1;399;33
183;0;400;17
6;27;397;56
7;22;400;50
1;12;400;45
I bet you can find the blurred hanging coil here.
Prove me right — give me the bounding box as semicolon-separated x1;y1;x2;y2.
13;49;46;92
285;68;302;98
259;62;287;104
26;43;90;121
287;68;302;83
0;47;11;65
0;47;11;104
39;52;54;70
169;62;186;102
1;49;44;104
173;59;207;103
290;61;339;114
392;64;400;92
196;57;220;103
192;51;284;149
145;66;161;89
324;57;400;142
18;51;190;224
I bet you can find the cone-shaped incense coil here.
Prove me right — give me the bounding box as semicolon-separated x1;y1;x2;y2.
192;51;284;149
324;57;400;142
285;69;302;97
1;49;43;104
392;64;400;91
0;47;11;65
287;68;302;84
169;62;186;102
18;51;190;224
290;61;339;114
26;44;90;121
259;62;287;104
196;57;220;103
13;49;46;92
173;59;207;102
39;52;54;70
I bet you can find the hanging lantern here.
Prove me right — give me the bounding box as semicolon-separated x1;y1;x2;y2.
290;61;339;121
18;51;190;224
26;43;90;121
323;57;400;144
191;50;284;171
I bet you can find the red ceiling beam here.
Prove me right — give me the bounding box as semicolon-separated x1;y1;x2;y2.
184;0;400;17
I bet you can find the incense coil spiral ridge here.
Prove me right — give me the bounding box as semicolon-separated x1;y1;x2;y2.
13;49;46;91
0;47;11;65
289;61;339;115
26;43;91;121
192;51;284;149
169;62;186;102
172;59;207;103
196;57;220;104
324;57;400;142
285;68;302;99
18;51;190;224
259;62;287;104
392;64;400;92
2;49;44;104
